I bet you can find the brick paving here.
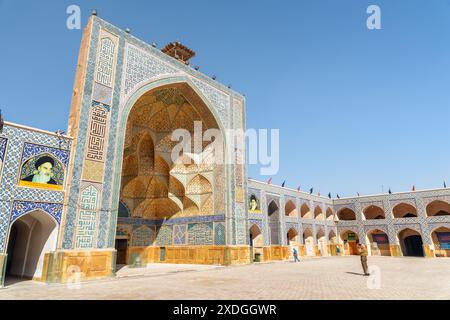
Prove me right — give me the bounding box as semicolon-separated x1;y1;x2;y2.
0;256;449;300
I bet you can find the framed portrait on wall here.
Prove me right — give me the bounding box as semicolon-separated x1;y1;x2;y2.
18;153;65;191
248;194;261;213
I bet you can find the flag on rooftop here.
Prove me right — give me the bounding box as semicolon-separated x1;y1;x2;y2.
0;109;4;132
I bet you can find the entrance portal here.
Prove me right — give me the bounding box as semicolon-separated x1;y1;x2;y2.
340;230;359;255
399;229;424;257
5;210;58;282
117;83;225;266
249;224;263;261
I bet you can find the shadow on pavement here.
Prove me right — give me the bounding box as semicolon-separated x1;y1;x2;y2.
345;272;366;276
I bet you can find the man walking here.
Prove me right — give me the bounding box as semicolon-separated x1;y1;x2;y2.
293;248;300;262
357;244;369;276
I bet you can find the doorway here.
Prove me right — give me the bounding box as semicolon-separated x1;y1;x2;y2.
404;235;424;257
5;210;58;283
115;239;128;265
399;228;424;257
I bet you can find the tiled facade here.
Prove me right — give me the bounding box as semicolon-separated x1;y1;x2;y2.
0;15;449;286
0;123;71;253
247;179;450;259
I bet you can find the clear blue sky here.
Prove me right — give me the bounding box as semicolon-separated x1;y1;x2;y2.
1;0;449;197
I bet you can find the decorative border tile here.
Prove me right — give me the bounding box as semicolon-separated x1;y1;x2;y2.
11;200;63;224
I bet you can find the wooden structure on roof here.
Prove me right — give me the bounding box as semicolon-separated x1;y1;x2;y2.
161;41;196;65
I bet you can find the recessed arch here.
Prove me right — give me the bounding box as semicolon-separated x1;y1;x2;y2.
5;210;58;283
392;203;418;218
316;228;325;239
326;207;334;220
398;228;424;257
328;230;337;243
430;226;450;257
337;208;356;221
285;200;297;217
118;80;224;229
340;230;359;255
314;206;324;220
112;78;228;251
363;205;385;220
186;174;213;195
287;228;299;246
250;224;264;261
303;228;315;256
268;200;279;217
316;228;327;256
366;229;391;256
249;224;263;247
268;200;280;245
300;203;312;219
426;200;450;217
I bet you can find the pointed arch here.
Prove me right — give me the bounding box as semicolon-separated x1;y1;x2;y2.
300;203;312;219
392;203;418;218
268;200;279;217
340;229;360;255
186;174;212;195
314;206;324;220
426;200;450;217
337;208;356;221
398;228;424;257
6;210;58;281
326;207;334;220
430;226;450;257
285;200;297;217
302;228;315;256
363;205;385;220
366;229;391;256
287;227;299;246
249;224;263;247
328;229;337;243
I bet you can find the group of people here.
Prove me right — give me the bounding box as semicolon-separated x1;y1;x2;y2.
291;244;370;276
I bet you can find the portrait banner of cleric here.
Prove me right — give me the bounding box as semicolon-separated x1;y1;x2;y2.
249;194;261;213
20;155;60;188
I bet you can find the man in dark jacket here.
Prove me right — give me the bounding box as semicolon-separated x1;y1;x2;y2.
357;244;370;276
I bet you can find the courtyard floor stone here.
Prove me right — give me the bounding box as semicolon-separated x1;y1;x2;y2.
0;256;449;300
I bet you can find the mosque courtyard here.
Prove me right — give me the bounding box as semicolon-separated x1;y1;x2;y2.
0;256;448;300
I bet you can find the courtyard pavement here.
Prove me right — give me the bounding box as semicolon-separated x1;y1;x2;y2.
0;256;449;300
